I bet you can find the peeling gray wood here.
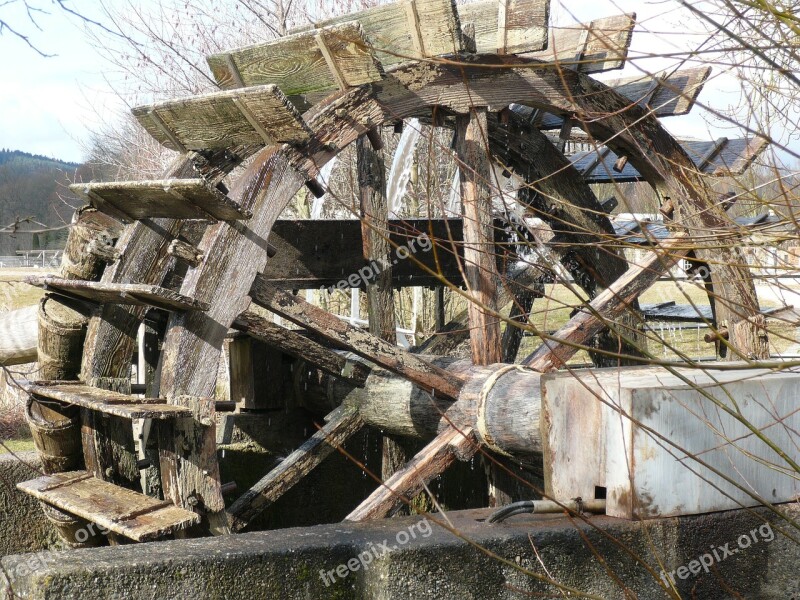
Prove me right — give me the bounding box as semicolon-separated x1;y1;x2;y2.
71;179;252;222
26;277;208;312
17;471;199;542
21;381;192;420
249;275;465;401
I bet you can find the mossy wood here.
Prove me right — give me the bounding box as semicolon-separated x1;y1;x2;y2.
132;85;311;152
207;22;384;94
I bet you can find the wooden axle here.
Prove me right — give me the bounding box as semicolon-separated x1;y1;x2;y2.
297;360;543;457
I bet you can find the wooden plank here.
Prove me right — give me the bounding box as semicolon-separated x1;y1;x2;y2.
132;85;311;152
17;471;200;542
524;13;635;73
290;0;463;72
358;135;396;345
263;218;511;289
538;66;712;129
233;309;369;384
345;426;478;521
249;274;465;401
523;234;689;372
456;107;505;507
494;0;550;55
228;404;364;531
568;137;769;183
208;22;383;94
21;381;192;420
459;0;549;55
456;108;502;365
70;179;252;222
26;276;209;312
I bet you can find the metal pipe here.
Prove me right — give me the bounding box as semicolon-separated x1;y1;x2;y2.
488;499;606;523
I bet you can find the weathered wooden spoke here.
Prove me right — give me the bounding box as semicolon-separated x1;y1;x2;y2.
249;275;465;401
228;404;364;531
346;426;479;521
233;309;370;384
524;234;689;371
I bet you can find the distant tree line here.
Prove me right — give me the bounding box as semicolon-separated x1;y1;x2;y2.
0;149;89;230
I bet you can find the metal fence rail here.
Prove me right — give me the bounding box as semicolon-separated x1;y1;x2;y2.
0;251;62;269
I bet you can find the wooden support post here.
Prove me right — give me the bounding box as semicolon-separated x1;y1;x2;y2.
456;107;506;506
346;426;479;521
456;108;502;365
228;404;364;531
357;134;407;487
435;286;446;331
500;289;537;363
249;275;465;401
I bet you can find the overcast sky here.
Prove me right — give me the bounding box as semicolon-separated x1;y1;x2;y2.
0;0;787;164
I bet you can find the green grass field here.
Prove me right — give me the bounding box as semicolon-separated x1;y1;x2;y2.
0;268;45;311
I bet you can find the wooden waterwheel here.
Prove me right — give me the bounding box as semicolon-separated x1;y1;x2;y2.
13;0;770;545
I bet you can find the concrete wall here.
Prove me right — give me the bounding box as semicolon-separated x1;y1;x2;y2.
0;453;57;557
2;504;798;599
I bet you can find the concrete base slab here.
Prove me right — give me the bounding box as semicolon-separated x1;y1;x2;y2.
3;503;799;599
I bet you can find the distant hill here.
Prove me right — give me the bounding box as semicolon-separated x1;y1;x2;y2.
0;149;87;255
0;149;80;170
0;148;85;228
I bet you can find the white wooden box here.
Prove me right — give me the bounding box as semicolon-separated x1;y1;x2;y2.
541;365;800;518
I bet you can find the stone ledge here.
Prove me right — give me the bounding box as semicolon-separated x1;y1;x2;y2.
2;504;799;599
